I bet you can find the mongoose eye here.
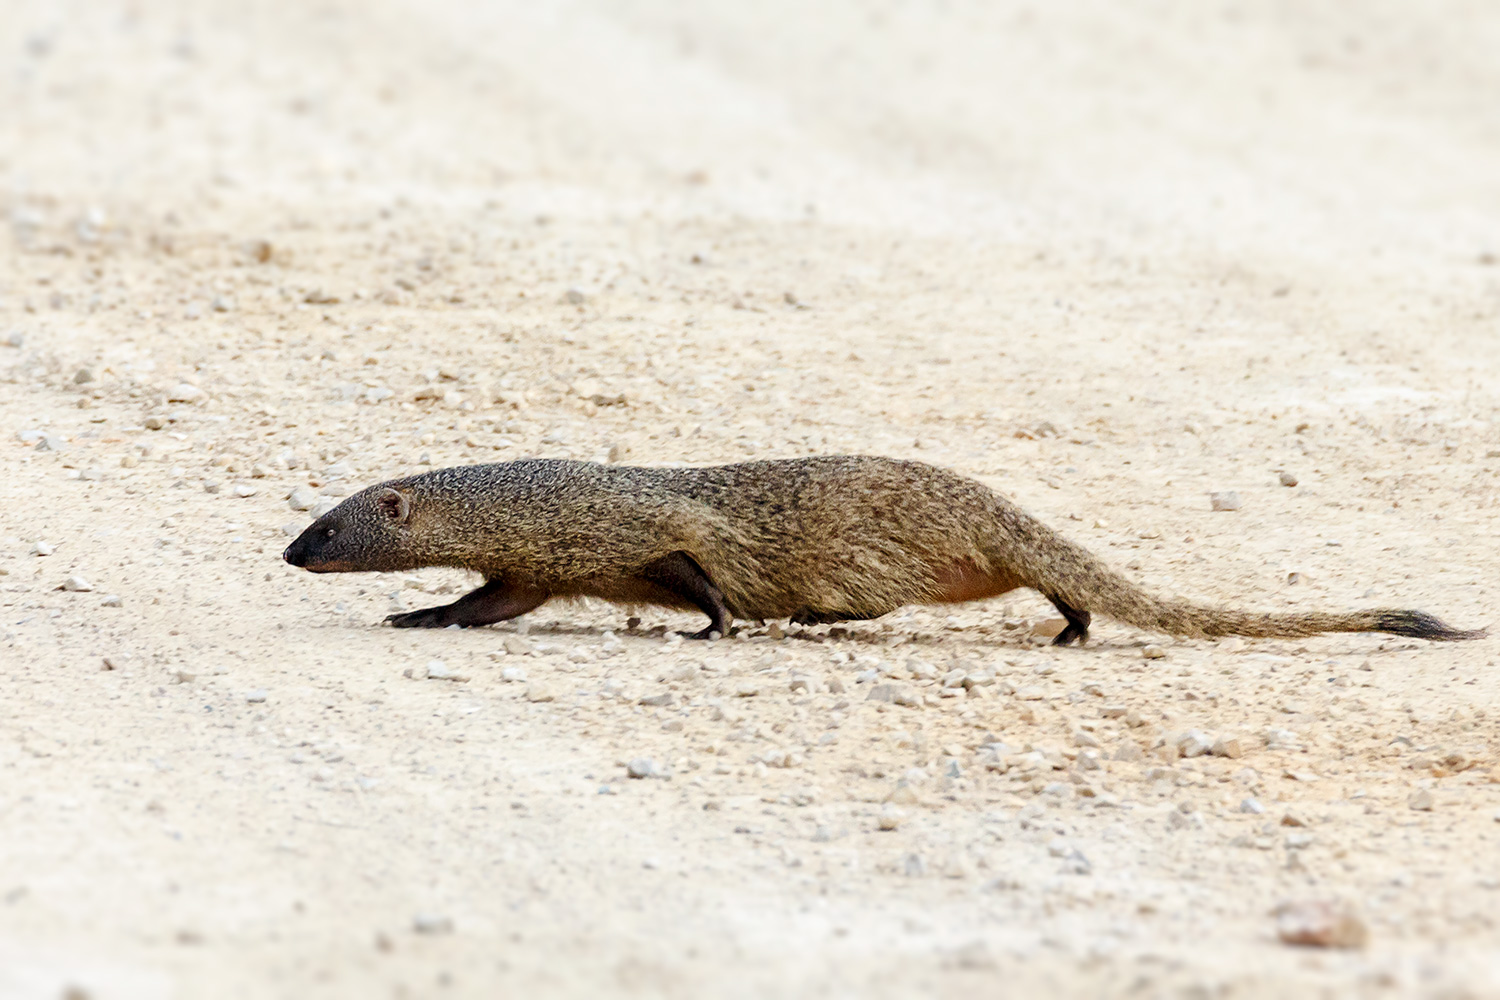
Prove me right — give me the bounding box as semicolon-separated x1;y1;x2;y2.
325;527;337;538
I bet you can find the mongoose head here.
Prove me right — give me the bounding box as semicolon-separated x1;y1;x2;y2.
283;485;422;573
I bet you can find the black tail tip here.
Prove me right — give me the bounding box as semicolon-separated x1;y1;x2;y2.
1376;610;1486;642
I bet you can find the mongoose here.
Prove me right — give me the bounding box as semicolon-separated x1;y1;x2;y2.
282;456;1484;644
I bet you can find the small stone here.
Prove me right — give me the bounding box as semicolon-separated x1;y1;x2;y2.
639;692;673;707
1281;811;1309;828
167;383;204;403
232;483;257;498
526;681;559;703
425;660;469;682
1141;644;1166;659
1113;742;1145;762
734;680;761;698
627;758;660;779
1209;491;1242;512
1212;736;1244;759
1275;900;1368;949
1016;685;1045;701
1408;788;1435;811
121;454;139;468
902;853;926;878
1240;797;1266;814
287;486;318;511
73;367;95;384
500;666;527;683
36;433;66;452
100;594;122;608
324;462;354;479
503;635;533;655
563;288;587;306
877;804;905;831
412;913;453;935
403;663;428;680
1030;618;1067;639
245;689;268;704
202;480;221;494
61;574;92;592
765;621;784;639
143;415;167;430
1176;730;1213;758
280;521;305;537
1278;471;1299;487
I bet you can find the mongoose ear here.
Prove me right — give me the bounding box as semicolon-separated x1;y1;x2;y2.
376;488;412;525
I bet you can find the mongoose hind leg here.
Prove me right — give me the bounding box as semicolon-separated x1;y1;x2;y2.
639;551;733;640
1046;595;1092;646
385;578;549;629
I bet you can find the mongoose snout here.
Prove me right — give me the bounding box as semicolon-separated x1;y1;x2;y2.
283;456;1485;645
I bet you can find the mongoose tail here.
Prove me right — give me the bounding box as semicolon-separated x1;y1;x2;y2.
1011;522;1486;645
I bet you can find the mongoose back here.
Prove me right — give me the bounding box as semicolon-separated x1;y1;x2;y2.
283;456;1484;644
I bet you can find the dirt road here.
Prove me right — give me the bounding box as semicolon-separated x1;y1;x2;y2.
3;2;1499;997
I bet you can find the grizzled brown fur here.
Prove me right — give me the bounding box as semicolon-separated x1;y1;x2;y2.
283;456;1484;643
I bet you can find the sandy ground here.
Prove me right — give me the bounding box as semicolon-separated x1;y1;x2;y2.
3;1;1500;997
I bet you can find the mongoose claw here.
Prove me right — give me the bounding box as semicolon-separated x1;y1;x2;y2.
681;626;727;640
384;607;450;628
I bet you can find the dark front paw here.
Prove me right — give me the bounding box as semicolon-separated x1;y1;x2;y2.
384;606;451;628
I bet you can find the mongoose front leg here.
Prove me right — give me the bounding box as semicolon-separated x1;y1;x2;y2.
1046;595;1092;646
385;578;549;629
639;551;733;639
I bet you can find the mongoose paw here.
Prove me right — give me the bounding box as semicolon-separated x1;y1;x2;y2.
1049;626;1088;646
681;626;727;641
384;607;451;628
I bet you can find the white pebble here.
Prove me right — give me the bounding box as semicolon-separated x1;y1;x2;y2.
425;660;469;682
1209;491;1242;512
61;575;92;592
526;680;559;703
287;486;318;511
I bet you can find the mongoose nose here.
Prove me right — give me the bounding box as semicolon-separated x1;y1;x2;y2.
283;544;302;566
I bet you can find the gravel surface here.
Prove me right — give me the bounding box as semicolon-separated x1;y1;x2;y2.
2;2;1499;998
